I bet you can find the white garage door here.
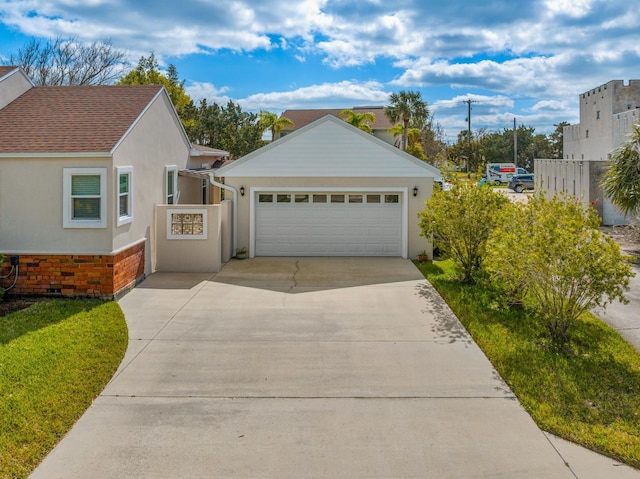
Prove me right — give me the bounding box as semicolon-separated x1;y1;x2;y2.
255;192;403;256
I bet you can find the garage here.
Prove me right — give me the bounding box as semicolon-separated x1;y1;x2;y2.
254;191;403;256
215;115;440;259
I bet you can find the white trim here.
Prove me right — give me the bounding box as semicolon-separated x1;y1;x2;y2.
0;238;146;257
116;166;134;227
249;186;408;258
0;152;111;158
216;115;441;178
62;167;107;229
166;208;208;240
0;66;35;86
165;165;178;204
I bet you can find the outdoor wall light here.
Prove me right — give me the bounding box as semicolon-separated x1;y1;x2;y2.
240;186;245;196
413;186;418;197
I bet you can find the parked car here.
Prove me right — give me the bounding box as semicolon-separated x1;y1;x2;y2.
434;177;452;191
517;167;529;175
508;174;535;193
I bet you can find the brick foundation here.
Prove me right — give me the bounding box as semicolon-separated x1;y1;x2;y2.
0;242;145;299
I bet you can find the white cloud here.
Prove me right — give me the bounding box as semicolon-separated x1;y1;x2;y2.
237;80;390;110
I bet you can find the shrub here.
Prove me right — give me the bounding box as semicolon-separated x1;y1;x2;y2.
485;193;634;348
418;182;509;282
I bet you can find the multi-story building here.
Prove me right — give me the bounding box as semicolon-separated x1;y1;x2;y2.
535;80;640;224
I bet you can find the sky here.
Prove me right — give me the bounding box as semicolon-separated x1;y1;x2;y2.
1;0;639;142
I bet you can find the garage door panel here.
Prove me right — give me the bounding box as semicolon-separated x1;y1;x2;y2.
256;193;402;257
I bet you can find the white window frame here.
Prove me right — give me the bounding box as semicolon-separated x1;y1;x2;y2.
63;167;107;229
165;165;178;205
116;166;134;226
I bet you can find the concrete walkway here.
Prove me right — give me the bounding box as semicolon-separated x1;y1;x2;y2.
31;258;639;478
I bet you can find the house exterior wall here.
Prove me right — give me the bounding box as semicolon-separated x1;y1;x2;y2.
155;204;225;272
0;68;32;110
0;156;114;254
112;92;192;274
0;240;144;298
224;176;433;259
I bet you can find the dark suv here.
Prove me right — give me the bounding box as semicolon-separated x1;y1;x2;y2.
508;174;535;193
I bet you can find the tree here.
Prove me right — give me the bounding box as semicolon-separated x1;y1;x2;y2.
2;36;126;86
389;124;426;160
340;109;376;134
385;90;428;151
418;183;509;282
549;121;569;159
192;99;265;159
118;54;198;138
485;194;633;348
602;124;640;217
259;110;294;141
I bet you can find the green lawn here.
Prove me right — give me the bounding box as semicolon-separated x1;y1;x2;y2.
415;259;640;469
0;299;128;478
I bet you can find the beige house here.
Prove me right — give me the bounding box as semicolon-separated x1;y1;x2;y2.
216;115;439;259
0;66;228;297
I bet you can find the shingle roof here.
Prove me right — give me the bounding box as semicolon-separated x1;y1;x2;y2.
0;66;18;78
0;84;163;154
280;106;394;132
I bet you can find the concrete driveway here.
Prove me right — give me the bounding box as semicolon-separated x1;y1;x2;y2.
32;258;638;478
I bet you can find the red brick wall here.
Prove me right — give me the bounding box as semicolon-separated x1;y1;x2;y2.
0;242;145;298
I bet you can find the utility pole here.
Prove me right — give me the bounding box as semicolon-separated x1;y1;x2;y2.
513;117;517;166
464;99;473;174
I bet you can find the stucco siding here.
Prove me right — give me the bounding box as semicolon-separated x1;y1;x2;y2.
0;157;113;254
111;91;191;273
0;68;32;110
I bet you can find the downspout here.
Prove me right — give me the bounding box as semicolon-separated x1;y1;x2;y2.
206;173;238;256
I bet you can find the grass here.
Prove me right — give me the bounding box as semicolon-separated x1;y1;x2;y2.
415;259;640;469
0;299;128;478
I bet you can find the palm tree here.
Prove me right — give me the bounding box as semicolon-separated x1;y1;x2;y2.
259;110;294;141
388;124;426;160
340;109;376;134
384;90;428;151
603;123;640;216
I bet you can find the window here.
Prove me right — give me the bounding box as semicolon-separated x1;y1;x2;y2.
167;208;208;239
165;166;178;204
313;194;327;203
348;194;363;203
367;194;381;203
116;166;133;226
277;194;291;203
331;194;345;203
259;194;273;203
63;168;107;228
385;194;399;204
585;129;589;138
596;111;600;120
295;194;309;203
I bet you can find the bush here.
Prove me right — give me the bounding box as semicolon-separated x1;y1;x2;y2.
418;183;509;282
485;194;634;348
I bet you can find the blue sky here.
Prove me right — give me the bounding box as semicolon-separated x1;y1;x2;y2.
1;0;639;142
